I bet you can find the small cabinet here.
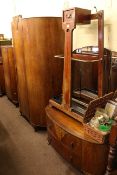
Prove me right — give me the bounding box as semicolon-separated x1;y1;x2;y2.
46;106;109;175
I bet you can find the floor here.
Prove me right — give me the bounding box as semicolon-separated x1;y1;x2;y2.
0;96;82;175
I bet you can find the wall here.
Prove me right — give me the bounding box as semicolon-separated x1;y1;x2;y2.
64;0;116;51
0;0;65;38
0;0;15;38
0;0;117;51
13;0;64;17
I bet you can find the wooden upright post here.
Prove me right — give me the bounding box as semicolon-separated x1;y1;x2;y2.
98;11;104;97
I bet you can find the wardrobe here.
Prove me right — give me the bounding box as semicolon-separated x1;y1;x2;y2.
2;46;18;105
12;16;64;129
0;40;12;96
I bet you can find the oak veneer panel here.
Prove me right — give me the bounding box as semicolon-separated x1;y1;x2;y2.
0;46;6;96
0;56;5;96
12;16;30;119
111;65;117;91
0;40;12;96
2;46;18;105
72;61;98;92
22;17;64;127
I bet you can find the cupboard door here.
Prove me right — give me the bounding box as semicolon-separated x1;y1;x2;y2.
8;47;18;104
82;140;109;175
0;55;5;96
12;16;30;119
22;17;64;126
2;47;12;100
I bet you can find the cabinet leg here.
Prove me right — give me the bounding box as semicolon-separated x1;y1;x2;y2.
47;137;52;145
34;126;39;132
34;126;46;132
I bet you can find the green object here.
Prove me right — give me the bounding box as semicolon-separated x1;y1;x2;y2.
99;124;111;132
98;119;114;132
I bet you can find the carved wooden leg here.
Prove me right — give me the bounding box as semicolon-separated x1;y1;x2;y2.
105;145;117;175
105;121;117;175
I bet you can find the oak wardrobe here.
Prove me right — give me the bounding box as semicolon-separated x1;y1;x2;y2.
2;46;18;105
12;16;64;129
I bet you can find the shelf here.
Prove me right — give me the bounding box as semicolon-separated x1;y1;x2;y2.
72;97;88;107
73;89;98;102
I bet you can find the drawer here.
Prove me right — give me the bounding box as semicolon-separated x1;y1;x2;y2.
48;130;71;163
47;117;82;152
47;117;66;140
48;130;82;170
61;133;82;152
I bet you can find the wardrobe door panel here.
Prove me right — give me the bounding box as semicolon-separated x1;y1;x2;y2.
8;47;18;104
0;55;5;96
2;47;12;100
23;17;64;126
12;17;29;119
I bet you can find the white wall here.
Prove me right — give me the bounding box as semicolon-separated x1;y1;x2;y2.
13;0;64;17
1;0;117;51
64;0;115;51
0;0;15;38
0;0;65;38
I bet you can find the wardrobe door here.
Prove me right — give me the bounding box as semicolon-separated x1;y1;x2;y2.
0;50;5;96
23;17;64;127
8;47;18;104
2;47;12;100
12;16;30;119
2;46;18;104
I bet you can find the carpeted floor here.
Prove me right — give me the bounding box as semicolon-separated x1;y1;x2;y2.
0;96;82;175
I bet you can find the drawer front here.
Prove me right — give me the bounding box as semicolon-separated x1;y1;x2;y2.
47;117;82;152
61;133;82;153
47;117;66;140
47;117;82;169
48;130;82;170
48;131;71;162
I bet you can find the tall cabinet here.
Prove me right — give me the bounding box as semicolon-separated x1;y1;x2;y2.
0;40;12;96
12;16;29;120
12;16;64;129
2;46;18;105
